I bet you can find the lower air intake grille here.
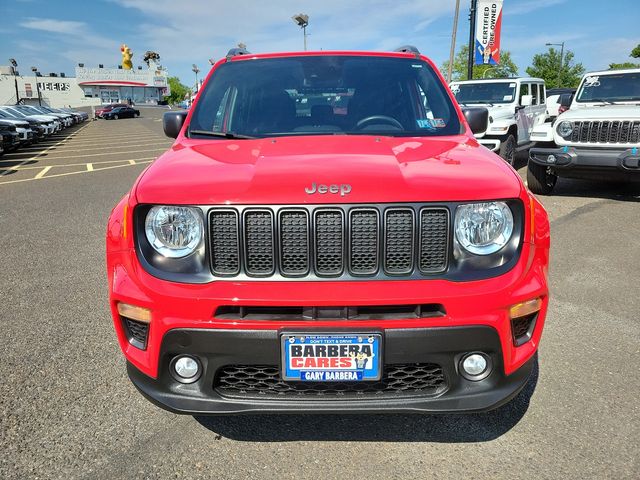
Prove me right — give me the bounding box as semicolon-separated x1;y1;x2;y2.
511;313;537;346
122;317;149;349
215;364;447;398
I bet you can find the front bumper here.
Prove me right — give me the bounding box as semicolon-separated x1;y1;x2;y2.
127;326;535;414
530;146;640;181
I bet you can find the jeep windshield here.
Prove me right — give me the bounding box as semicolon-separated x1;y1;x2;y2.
576;72;640;103
189;55;461;138
451;82;516;105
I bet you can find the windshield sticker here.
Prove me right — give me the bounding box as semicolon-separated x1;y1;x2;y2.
450;85;460;94
417;119;446;129
411;64;423;68
583;76;600;87
509;83;516;88
503;95;513;101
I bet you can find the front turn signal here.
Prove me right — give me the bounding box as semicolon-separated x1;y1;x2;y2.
117;302;152;323
509;298;542;319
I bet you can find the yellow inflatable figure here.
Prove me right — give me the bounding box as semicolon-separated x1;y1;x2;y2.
120;44;133;70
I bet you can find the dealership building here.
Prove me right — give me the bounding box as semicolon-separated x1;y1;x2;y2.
0;61;169;108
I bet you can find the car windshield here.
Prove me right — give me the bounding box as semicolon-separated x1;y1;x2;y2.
576;72;640;102
451;82;516;104
6;107;28;117
190;55;461;138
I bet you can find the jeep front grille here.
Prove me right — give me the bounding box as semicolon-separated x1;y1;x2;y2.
209;205;450;280
570;120;640;145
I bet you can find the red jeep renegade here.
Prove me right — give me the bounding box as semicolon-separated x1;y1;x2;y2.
107;47;550;414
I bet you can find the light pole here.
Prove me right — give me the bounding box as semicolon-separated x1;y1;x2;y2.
31;66;42;106
9;58;19;104
292;13;309;51
546;42;565;88
447;0;461;82
192;64;200;94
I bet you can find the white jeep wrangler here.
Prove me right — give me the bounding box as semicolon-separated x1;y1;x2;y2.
450;77;548;164
528;68;640;194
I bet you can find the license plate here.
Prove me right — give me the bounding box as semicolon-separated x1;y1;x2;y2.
281;333;382;382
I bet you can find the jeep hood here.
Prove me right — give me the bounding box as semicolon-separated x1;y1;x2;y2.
135;135;522;205
561;104;640;120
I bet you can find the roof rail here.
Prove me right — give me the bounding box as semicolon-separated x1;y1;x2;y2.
226;47;251;60
394;45;420;55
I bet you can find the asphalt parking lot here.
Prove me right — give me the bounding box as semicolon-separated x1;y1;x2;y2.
0;107;638;479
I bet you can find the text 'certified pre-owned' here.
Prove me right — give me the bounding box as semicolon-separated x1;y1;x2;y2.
305;183;352;196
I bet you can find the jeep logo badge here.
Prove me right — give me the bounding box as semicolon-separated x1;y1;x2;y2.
305;182;352;196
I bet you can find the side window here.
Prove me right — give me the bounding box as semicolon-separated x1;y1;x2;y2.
519;83;529;104
531;83;538;105
540;84;546;102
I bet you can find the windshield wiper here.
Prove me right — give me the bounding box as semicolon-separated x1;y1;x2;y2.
189;129;256;139
588;98;616;105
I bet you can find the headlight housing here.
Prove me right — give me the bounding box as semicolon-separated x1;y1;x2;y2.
455;202;514;255
557;121;573;138
144;206;203;258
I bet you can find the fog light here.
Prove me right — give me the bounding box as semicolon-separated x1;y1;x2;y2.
460;353;491;381
172;355;200;382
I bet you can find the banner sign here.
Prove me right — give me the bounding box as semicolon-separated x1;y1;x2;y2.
475;0;503;65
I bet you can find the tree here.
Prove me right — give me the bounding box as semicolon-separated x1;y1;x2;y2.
441;45;519;81
609;44;640;70
526;47;585;88
165;76;189;105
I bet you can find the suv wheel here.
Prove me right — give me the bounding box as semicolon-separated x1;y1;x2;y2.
113;114;119;120
499;134;516;165
527;161;557;195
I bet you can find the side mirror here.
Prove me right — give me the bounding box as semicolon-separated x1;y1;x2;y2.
559;93;572;108
520;94;533;107
462;107;489;135
163;111;188;138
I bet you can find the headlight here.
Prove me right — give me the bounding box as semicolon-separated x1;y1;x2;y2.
455;202;514;255
557;121;573;138
144;206;203;258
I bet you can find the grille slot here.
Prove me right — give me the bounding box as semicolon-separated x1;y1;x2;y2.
314;210;344;276
209;210;240;275
384;208;415;274
208;205;450;280
243;210;275;275
419;209;449;273
215;363;447;398
214;304;446;320
122;317;149;350
349;209;379;275
571;120;640;144
279;210;309;276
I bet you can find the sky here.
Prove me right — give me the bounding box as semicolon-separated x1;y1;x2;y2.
0;0;638;86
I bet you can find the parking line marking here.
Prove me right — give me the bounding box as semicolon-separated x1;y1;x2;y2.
0;160;153;185
0;123;91;177
129;159;136;165
5;157;157;171
6;141;170;155
87;163;93;171
34;166;52;179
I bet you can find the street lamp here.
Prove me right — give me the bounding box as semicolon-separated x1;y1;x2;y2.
192;64;200;93
546;42;565;88
31;66;42;106
292;13;309;51
9;58;20;104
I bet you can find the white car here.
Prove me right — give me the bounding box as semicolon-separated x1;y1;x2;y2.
528;68;640;194
1;106;61;133
0;112;34;144
450;77;548;164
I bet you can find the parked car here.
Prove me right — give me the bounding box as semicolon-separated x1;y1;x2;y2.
0;109;49;140
0;120;21;152
0;110;37;144
21;105;74;127
0;106;60;133
449;77;548;164
107;46;550;415
103;106;140;119
528;68;640;194
96;103;128;118
59;107;89;122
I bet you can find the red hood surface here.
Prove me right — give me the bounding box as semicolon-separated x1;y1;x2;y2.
134;135;523;205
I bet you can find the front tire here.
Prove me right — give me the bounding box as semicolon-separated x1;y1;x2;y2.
113;114;119;120
527;161;557;195
499;134;516;165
